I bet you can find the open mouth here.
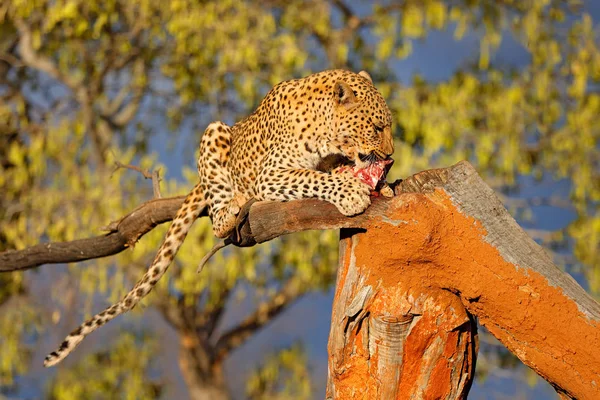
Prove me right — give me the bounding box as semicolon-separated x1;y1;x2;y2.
316;154;394;190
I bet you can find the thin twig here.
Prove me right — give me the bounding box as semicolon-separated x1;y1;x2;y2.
113;161;153;179
196;239;231;273
113;161;162;198
151;169;162;198
0;53;24;68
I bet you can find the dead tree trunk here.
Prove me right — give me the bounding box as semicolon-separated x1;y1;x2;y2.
324;162;600;400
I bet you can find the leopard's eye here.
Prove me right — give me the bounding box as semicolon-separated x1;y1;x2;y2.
374;125;384;133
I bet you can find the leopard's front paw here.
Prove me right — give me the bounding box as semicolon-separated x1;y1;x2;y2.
332;178;372;216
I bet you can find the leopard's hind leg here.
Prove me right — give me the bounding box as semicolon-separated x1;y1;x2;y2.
198;122;244;238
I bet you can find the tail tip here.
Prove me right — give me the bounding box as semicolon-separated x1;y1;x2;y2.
44;352;60;368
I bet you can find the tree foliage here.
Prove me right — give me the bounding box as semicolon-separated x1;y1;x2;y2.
0;0;598;398
246;343;312;400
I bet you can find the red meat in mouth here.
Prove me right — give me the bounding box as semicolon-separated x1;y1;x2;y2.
336;158;394;190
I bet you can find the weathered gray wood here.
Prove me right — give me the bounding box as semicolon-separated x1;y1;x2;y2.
444;162;600;320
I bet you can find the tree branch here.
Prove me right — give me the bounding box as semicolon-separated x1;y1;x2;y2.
112;161;162;198
101;59;147;127
14;19;115;163
0;195;196;272
0;183;386;272
15;20;85;100
212;276;304;364
197;284;234;339
326;161;600;399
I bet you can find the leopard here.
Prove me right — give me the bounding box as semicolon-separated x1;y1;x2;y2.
44;69;394;367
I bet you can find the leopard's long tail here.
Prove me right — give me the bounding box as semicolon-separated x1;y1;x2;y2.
44;183;206;367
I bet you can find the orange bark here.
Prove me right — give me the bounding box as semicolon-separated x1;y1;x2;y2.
327;190;600;400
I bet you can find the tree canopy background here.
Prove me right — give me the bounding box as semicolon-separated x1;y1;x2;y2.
0;0;598;398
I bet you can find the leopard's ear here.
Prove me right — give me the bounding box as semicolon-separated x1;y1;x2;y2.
334;81;358;111
358;70;373;83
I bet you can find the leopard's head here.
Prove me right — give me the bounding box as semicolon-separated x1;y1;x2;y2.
328;70;394;169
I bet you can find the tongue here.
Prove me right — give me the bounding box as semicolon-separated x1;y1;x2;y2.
336;158;394;190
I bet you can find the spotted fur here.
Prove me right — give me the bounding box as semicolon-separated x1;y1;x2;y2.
44;69;394;367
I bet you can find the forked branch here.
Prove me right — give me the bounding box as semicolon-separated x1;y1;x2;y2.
212;276;305;364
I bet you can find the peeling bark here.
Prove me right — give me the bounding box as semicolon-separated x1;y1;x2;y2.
326;232;477;400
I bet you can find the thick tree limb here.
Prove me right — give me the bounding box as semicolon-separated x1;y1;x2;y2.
0;196;194;271
0;190;372;271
